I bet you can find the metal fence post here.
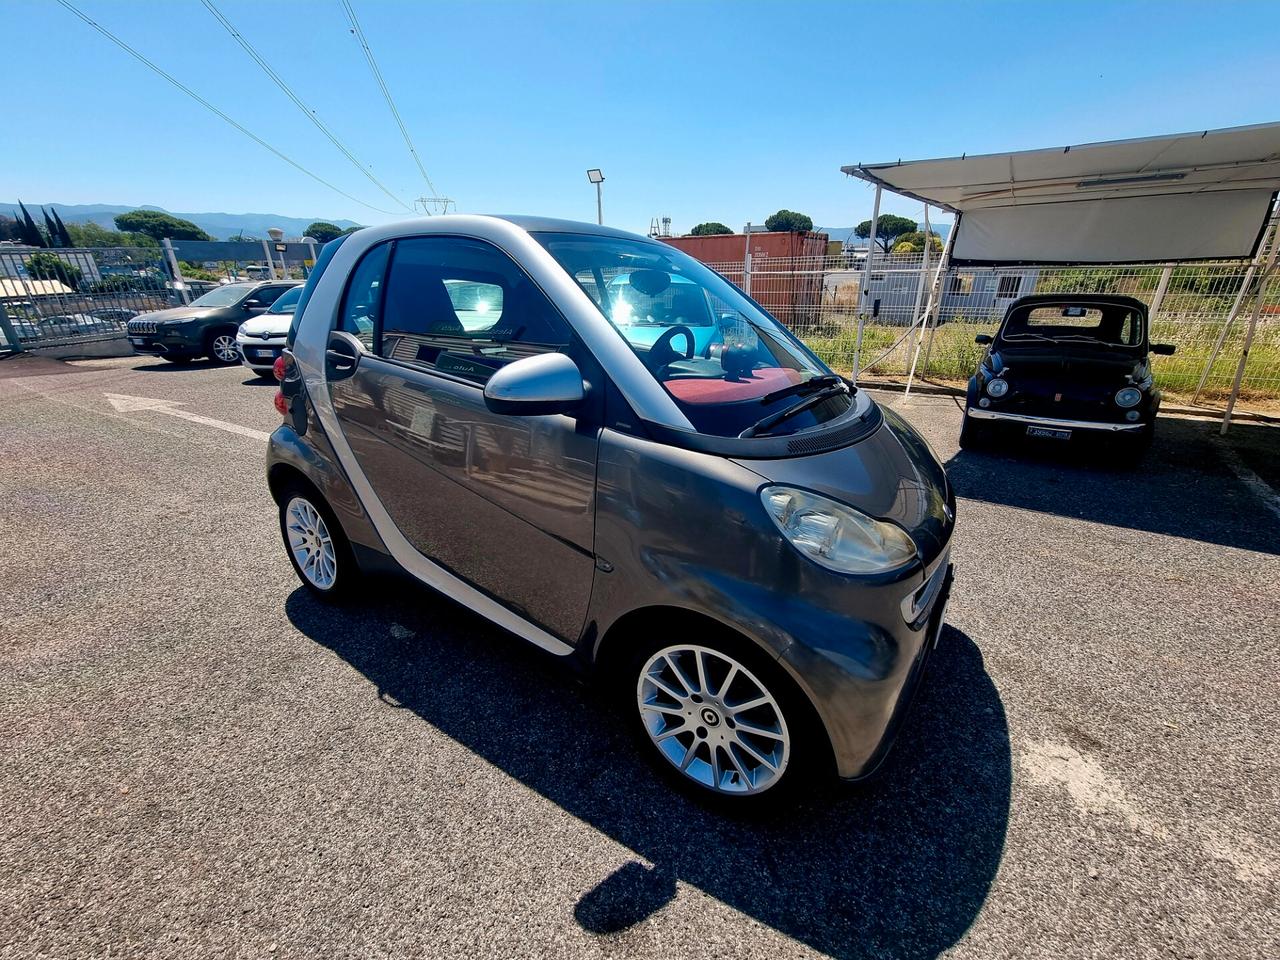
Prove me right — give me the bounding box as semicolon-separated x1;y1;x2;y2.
852;184;882;381
0;302;25;353
1221;263;1278;434
162;238;190;305
742;223;752;295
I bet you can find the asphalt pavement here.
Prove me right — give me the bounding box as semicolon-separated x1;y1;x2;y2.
1;355;1277;960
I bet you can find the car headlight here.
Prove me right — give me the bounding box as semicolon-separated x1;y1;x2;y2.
986;378;1009;398
761;486;917;575
237;323;248;336
1115;386;1143;408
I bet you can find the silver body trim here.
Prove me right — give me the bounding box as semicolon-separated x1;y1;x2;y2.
967;407;1144;432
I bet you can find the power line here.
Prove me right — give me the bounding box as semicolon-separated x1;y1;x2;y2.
199;0;413;213
54;0;399;217
339;0;443;204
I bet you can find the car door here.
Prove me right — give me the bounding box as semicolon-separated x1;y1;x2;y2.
326;236;599;643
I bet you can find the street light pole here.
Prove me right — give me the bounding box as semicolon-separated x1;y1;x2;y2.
586;169;605;225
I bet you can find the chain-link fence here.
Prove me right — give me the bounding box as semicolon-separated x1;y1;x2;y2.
0;241;322;352
705;235;1280;408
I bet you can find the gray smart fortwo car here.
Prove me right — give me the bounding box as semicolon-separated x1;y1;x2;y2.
267;216;955;803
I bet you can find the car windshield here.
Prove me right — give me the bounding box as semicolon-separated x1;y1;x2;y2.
535;232;851;438
266;285;303;315
189;282;255;307
1000;302;1144;348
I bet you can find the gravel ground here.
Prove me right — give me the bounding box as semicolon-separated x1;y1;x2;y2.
1;356;1277;960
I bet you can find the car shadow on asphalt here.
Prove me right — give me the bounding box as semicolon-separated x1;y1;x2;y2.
286;587;1011;960
945;415;1280;555
133;359;228;373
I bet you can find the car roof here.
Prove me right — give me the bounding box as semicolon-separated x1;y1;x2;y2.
1005;293;1148;312
489;215;663;244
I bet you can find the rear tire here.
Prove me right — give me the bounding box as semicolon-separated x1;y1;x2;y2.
619;628;824;807
207;330;241;365
278;485;357;601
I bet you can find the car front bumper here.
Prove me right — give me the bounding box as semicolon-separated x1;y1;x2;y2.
237;334;287;370
966;407;1146;432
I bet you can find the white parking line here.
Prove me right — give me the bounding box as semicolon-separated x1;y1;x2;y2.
104;393;271;442
1215;440;1280;524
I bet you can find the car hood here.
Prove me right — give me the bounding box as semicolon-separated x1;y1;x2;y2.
133;305;218;323
239;313;292;336
732;406;954;563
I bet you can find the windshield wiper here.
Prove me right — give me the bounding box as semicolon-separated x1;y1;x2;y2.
739;384;848;438
760;374;843;405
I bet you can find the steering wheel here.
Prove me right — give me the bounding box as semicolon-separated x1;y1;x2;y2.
647;325;696;373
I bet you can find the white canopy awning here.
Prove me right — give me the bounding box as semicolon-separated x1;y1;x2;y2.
842;122;1280;264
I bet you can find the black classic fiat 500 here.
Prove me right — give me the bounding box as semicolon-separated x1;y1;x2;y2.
960;294;1176;459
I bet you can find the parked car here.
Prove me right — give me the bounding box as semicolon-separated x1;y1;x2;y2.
126;280;301;364
236;284;303;377
960;294;1175;458
268;216;955;804
85;308;139;325
39;314;119;336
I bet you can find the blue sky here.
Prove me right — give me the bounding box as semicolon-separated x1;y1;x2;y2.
6;0;1278;234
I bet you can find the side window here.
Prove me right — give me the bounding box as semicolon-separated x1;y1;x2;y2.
339;244;389;348
253;285;288;307
377;236;570;384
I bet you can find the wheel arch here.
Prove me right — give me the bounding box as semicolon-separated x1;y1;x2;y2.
591;604;836;776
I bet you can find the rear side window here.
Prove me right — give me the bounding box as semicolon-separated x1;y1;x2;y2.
376;236;569;384
339;244;389;349
288;234;348;346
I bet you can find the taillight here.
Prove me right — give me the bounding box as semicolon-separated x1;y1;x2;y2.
273;390;288;416
272;354;286;381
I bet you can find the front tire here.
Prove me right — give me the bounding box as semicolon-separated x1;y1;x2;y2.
958;412;991;450
278;486;356;601
625;634;818;804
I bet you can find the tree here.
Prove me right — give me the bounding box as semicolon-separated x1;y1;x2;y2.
764;209;814;233
16;202;47;247
113;210;212;242
303;221;345;243
24;251;82;288
689;221;733;236
65;221;158;248
50;209;75;248
854;214;918;254
889;230;943;254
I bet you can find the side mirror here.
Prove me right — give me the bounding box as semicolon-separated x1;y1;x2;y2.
244;299;265;312
975;334;993;345
484;352;584;416
1151;343;1176;356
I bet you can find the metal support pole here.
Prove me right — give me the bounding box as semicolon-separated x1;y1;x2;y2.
596;182;603;226
915;207;934;374
162;238;190;305
1218;263;1269;435
1148;264;1174;319
1192;213;1274;401
1220;253;1279;433
852;184;881;381
904;220;957;397
261;239;279;281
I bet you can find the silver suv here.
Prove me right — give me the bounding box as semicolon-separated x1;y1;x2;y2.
267;216;955;804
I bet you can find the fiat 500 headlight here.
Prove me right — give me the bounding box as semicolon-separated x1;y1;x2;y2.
986;378;1009;398
1115;386;1143;407
761;486;917;575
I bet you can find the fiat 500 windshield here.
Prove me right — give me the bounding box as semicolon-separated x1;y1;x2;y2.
535;232;853;438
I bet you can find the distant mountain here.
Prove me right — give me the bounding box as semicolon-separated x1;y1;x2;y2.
0;202;362;240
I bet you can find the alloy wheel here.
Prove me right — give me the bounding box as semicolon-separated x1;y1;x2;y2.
285;496;338;590
637;644;791;795
211;334;240;363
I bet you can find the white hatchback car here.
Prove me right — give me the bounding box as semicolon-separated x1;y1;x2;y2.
236;283;303;375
